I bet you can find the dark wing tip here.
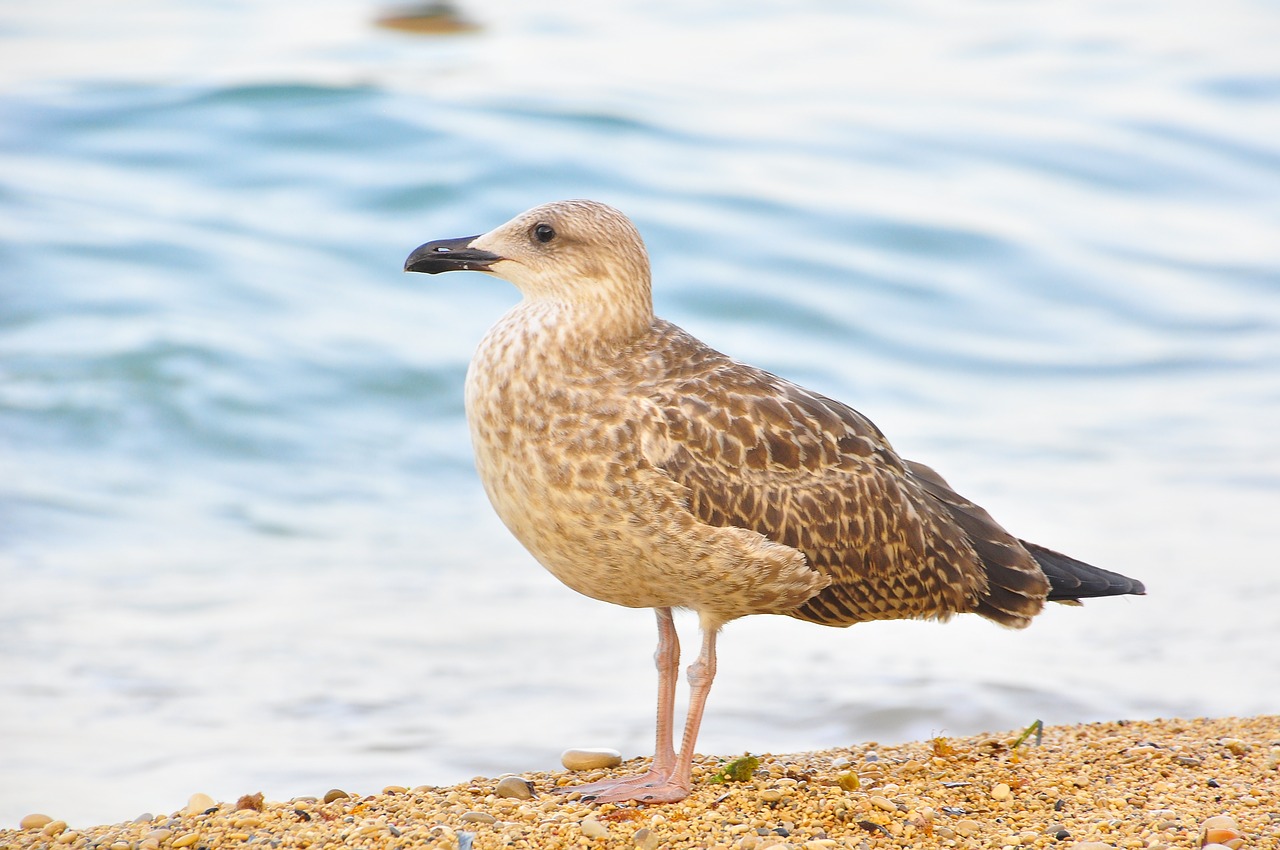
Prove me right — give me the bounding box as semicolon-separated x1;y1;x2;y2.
1021;540;1146;601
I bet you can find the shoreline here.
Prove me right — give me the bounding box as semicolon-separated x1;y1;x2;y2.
4;715;1276;849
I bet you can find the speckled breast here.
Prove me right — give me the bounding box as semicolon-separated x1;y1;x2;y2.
462;304;677;609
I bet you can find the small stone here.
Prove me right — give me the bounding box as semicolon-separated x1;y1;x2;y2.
323;789;351;804
634;827;660;850
173;833;201;848
185;793;216;816
1069;843;1114;850
581;818;609;839
41;820;69;837
20;814;53;830
561;747;623;770
992;782;1012;801
382;785;408;795
870;795;897;813
461;811;496;824
495;776;535;800
144;829;172;843
1201;814;1242;846
933;827;956;839
954;819;981;837
760;788;784;803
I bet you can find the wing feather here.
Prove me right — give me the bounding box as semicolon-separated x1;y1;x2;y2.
634;321;1048;628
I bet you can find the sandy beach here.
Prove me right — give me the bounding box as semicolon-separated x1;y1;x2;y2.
5;715;1275;849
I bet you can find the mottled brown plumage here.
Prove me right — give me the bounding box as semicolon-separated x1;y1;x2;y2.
404;199;1144;805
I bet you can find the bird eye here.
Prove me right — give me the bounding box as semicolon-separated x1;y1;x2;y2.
533;223;556;243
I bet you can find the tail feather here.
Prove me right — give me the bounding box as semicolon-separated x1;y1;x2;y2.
1020;540;1146;602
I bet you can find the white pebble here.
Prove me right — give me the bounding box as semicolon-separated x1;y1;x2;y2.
991;782;1012;801
185;793;216;816
561;748;622;770
581;817;609;839
870;795;897;813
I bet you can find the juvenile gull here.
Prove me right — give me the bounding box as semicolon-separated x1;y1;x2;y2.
404;199;1145;804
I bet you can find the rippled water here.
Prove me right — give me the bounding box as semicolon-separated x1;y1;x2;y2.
3;0;1279;827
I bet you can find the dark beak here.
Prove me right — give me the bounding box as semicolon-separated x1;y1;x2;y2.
404;235;504;274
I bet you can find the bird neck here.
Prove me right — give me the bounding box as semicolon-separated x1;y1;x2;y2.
519;283;655;356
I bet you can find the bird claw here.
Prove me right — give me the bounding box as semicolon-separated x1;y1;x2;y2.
584;782;690;805
556;767;668;798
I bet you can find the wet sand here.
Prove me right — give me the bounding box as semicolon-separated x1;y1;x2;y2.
5;715;1276;849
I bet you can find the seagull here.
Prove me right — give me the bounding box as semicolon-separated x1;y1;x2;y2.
404;199;1145;804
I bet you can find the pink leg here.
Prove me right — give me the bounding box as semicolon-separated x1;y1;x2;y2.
559;608;679;796
586;624;719;804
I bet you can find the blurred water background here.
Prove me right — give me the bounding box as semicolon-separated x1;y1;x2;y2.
2;0;1279;828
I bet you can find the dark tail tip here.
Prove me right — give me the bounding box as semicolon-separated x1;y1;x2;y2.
1020;540;1146;602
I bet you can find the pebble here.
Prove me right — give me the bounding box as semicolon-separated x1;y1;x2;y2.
41;821;69;837
172;832;201;848
991;782;1012;801
580;818;609;839
633;827;660;850
461;811;496;824
561;748;622;771
323;789;351;804
19;815;52;831
954;819;981;836
1201;814;1243;846
185;793;216;816
495;776;535;799
869;795;897;813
